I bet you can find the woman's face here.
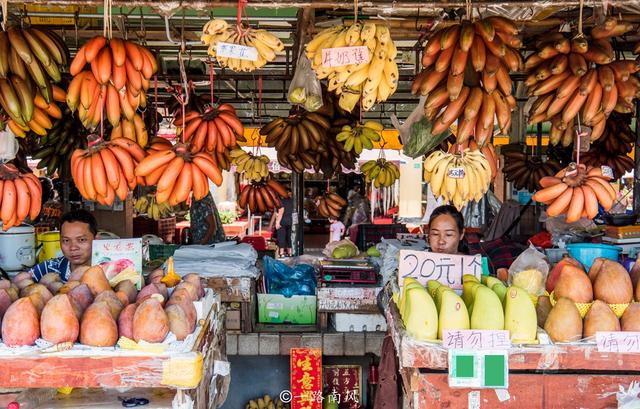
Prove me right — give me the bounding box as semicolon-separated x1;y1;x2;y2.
429;214;463;254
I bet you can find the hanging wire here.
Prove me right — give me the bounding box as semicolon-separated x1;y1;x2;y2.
0;0;7;31
354;0;359;24
577;0;584;35
103;0;113;39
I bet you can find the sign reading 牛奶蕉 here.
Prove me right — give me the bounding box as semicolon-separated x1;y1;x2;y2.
442;330;511;350
596;331;640;353
216;42;258;61
398;250;482;291
321;46;370;67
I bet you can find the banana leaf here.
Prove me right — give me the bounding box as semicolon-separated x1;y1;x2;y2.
403;116;450;159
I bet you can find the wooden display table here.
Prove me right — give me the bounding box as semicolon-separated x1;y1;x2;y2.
0;292;228;409
386;301;640;408
223;220;250;239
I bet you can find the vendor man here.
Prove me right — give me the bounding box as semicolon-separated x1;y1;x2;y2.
30;209;97;282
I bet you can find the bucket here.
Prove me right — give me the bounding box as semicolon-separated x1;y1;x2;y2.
37;231;62;263
566;243;622;271
0;224;36;271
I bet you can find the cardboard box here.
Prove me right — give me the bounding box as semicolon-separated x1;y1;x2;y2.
258;293;317;324
330;313;387;332
225;309;241;331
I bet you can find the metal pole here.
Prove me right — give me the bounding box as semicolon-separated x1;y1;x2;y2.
633;102;640;215
292;171;304;256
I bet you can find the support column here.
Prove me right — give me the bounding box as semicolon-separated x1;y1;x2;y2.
634;102;640;214
292;171;304;256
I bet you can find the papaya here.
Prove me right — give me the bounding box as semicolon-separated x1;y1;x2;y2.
544;297;582;342
592;260;633;304
583;300;620;338
182;273;204;298
1;298;40;346
68;283;94;313
554;265;593;303
165;304;191;341
94;291;124;320
80;302;118;347
621;303;640;331
0;289;11;321
20;283;53;303
115;280;138;304
40;294;79;344
132;298;169;343
166;293;197;333
58;280;81;294
80;265;111;296
118;303;137;340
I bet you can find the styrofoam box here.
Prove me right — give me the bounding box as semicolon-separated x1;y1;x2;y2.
330;313;387;332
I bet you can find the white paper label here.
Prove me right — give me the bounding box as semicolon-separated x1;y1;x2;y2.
398;250;482;291
596;331;640;353
601;165;614;179
321;46;370;67
216;42;258;61
448;167;465;179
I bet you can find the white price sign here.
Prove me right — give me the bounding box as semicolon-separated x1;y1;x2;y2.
398;250;482;291
216;42;258;61
321;46;370;67
601;165;614;179
447;167;465;179
597;331;640;353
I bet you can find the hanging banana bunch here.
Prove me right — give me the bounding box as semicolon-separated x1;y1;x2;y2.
305;22;399;112
412;16;522;146
335;120;383;154
526;17;638;144
201;19;284;72
361;158;399;188
229;147;270;182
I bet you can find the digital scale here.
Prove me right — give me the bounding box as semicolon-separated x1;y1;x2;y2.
319;259;378;284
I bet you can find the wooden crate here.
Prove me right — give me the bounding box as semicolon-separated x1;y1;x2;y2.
205;276;256;333
224;301;254;333
385;298;640;408
317;286;382;331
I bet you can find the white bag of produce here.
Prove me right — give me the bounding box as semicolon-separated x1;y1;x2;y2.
508;244;549;296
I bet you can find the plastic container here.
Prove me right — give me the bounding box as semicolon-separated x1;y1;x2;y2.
36;231;62;263
566;243;622;271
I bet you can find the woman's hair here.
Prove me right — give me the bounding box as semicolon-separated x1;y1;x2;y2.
428;205;464;234
428;205;468;253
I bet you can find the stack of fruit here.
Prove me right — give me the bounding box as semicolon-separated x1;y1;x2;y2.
580;113;635;179
412;17;521;145
71;138;145;205
237;177;287;213
229;148;270;182
423;148;493;208
67;36;157;130
201;19;285;72
0;27;68;136
110;113;149;148
316;192;347;219
174;103;244;154
532;165;616;222
0;163;42;230
502;151;563;192
335;120;383;154
133;194;174;221
361;158;400;188
135;143;223;205
540;258;640;342
305;22;398;111
526;18;638;143
29;108;87;179
396;275;537;343
0;266;205;347
244;394;289;409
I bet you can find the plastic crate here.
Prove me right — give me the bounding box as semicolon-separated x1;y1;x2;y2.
356;223;408;250
158;217;176;244
149;244;180;261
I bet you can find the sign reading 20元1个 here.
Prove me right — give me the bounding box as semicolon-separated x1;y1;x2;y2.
398;250;482;291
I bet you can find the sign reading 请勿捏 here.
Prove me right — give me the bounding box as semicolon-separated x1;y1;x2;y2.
398;249;482;291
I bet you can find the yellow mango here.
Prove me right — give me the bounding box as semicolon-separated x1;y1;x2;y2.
438;290;470;339
504;286;537;342
470;286;504;330
403;285;438;341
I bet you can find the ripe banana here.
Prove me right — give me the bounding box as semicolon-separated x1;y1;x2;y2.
230;148;270;182
237;177;286;213
174;102;244;154
134;193;174;220
502;150;563;192
0;163;42;230
305;22;398;111
317;192;346;218
361;158;399;187
336;121;382;154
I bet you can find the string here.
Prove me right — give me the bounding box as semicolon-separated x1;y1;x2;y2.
236;0;247;31
577;0;584;35
257;75;263;118
103;0;113;39
209;61;215;104
1;0;7;31
466;0;471;20
154;74;158;135
576;114;582;167
354;0;358;24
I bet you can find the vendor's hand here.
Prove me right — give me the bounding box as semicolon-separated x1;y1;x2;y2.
276;223;281;230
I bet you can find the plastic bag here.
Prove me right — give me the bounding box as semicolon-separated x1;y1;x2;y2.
263;256;316;297
323;238;359;259
0;129;18;162
508;244;549;296
391;96;449;158
617;381;640;409
287;54;323;112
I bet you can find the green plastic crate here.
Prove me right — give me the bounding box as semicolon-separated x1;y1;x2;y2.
149;244;180;261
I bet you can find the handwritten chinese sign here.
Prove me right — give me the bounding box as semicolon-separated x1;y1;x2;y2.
92;238;142;274
321;46;370;67
442;330;511;350
323;365;362;408
447;167;465;179
398;250;482;291
596;331;640;353
291;348;322;409
216;42;258;61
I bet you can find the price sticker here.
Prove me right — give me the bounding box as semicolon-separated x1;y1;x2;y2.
601;165;614;179
216;42;258;61
447;167;465;179
321;46;370;67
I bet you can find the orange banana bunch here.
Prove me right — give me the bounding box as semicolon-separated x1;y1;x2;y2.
0;164;42;230
412;16;522;146
174;103;244;154
135;142;223;206
237;177;288;213
111;113;148;148
532;165;616;223
7;85;66;137
317;193;347;219
71;138;146;206
67;36;157;130
526;18;638;144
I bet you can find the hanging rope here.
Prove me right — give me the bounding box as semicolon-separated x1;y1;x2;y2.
1;0;7;31
577;0;584;35
466;0;472;21
354;0;359;24
103;0;113;39
209;60;215;104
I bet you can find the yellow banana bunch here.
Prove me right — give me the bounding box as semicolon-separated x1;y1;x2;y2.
335;120;383;154
202;19;284;72
423;149;492;209
110;113;148;148
135;194;174;220
361;158;400;188
305;22;398;112
230;148;270;181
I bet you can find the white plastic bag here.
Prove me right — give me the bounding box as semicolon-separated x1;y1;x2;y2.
0;129;18;162
507;244;549;296
288;54;323;112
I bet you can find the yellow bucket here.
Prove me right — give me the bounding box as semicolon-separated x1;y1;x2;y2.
37;231;62;263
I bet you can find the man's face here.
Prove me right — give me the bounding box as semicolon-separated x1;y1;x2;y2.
60;221;94;267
